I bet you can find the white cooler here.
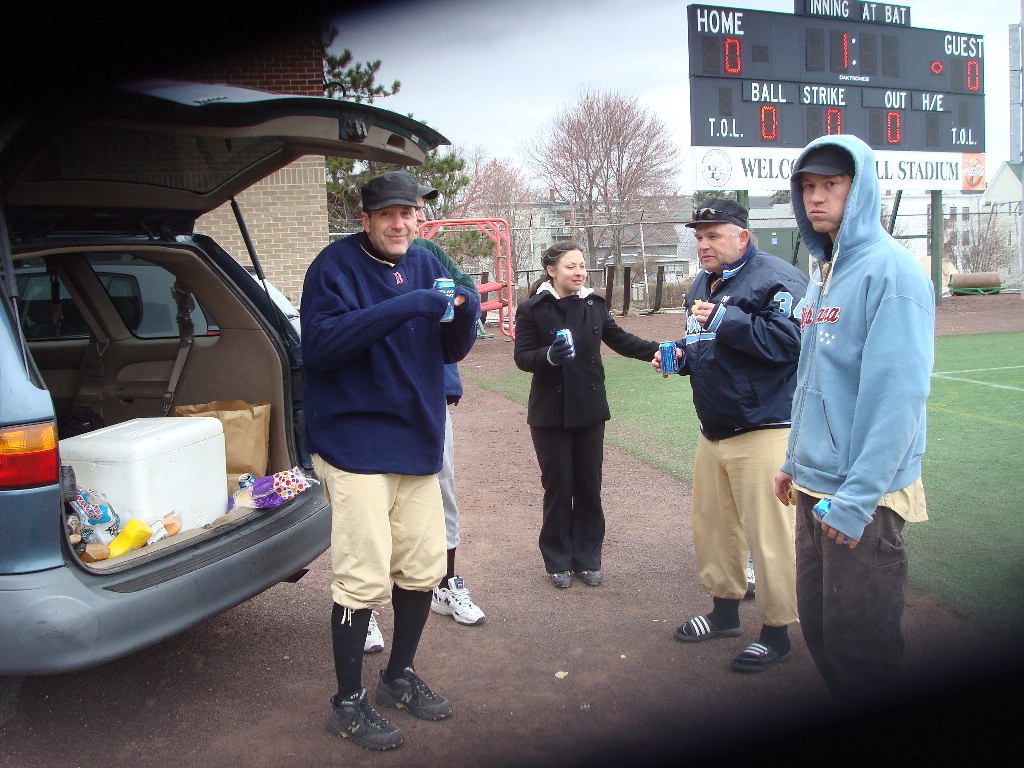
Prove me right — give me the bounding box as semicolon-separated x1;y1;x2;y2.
59;417;228;532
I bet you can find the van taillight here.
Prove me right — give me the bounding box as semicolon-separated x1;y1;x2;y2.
0;421;59;489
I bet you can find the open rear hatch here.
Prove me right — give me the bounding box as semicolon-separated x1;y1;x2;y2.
0;81;449;573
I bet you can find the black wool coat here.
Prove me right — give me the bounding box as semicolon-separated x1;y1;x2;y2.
514;289;659;429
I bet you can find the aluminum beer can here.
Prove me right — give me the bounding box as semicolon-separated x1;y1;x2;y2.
238;473;256;489
434;277;456;322
659;341;678;374
555;328;576;359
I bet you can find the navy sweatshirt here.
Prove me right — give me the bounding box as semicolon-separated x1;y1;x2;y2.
300;233;479;475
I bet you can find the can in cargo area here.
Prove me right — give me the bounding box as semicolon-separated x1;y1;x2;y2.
434;277;455;322
659;341;678;374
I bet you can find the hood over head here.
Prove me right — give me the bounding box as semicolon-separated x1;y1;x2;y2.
790;134;882;262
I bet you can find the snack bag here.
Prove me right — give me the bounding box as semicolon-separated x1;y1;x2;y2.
70;488;121;544
229;467;316;510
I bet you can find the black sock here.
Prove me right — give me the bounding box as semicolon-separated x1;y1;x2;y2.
445;548;457;583
758;624;791;655
331;602;371;699
385;586;432;681
708;597;741;629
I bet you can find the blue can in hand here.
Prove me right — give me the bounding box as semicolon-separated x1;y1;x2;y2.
434;277;455;322
556;328;576;359
659;341;678;374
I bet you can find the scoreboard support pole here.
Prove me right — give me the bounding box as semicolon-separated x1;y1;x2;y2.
930;189;944;306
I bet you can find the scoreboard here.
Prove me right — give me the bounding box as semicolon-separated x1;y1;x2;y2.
687;2;988;191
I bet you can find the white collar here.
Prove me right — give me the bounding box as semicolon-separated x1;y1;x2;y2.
538;281;593;299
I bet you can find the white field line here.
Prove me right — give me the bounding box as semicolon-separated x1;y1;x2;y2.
931;364;1024;392
933;365;1024;375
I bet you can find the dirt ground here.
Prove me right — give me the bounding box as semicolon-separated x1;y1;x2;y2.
1;294;1019;768
442;291;1023;764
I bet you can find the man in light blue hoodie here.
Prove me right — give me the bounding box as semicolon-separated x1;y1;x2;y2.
774;135;934;706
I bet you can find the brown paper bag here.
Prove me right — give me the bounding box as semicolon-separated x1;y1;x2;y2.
175;400;271;482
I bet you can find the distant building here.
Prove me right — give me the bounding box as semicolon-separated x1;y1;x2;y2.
980;162;1023;285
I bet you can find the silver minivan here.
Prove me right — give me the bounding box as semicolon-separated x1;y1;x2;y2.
0;81;447;674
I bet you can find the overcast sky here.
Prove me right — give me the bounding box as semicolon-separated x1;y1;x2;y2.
333;0;1021;190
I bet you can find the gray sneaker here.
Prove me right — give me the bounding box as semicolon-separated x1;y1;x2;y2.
327;688;404;751
376;667;454;721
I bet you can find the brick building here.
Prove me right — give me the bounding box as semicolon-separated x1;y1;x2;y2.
179;26;329;302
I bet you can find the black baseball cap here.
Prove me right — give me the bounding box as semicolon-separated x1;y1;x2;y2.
792;145;855;178
686;198;749;229
360;171;420;211
417;180;439;201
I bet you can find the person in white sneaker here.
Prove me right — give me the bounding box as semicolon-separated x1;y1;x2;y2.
362;177;485;652
413;183;486;627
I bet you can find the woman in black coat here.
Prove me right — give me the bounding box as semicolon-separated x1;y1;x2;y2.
514;241;659;588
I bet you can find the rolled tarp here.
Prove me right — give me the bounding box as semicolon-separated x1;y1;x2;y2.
949;272;1001;290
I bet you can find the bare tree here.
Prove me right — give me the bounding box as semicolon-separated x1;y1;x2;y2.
454;153;538;274
947;206;1016;274
526;89;681;294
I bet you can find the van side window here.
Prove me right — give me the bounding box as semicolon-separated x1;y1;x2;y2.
85;255;218;339
16;273;91;340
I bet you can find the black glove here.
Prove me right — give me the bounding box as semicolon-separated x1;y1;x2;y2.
546;334;574;365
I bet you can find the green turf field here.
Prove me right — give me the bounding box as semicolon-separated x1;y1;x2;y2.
467;329;1024;630
914;330;1024;629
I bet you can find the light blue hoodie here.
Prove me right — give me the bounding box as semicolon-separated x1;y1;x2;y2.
782;134;935;541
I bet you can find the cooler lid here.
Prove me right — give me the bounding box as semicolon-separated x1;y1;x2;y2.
58;417;224;462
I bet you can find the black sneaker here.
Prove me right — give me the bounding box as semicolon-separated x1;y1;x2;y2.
575;569;603;586
549;571;572;588
327;688;405;751
376;667;454;721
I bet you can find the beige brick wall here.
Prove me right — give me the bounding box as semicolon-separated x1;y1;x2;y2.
195;156;327;304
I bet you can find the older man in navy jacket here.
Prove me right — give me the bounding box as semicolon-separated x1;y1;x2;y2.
657;198;808;673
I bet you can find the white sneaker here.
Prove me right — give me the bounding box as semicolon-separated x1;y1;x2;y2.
431;576;485;625
364;611;385;654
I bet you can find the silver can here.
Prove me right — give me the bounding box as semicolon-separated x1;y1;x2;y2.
434;277;456;322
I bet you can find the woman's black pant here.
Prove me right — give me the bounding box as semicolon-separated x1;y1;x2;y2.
530;422;605;573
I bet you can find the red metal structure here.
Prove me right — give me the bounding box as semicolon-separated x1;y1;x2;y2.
419;217;516;339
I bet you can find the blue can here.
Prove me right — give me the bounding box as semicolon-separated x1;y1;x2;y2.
555;328;576;359
812;497;831;521
659;341;678;374
434;278;455;322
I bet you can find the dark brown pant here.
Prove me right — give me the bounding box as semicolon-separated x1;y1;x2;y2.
795;491;908;706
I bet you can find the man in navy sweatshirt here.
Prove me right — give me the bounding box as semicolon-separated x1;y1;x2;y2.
301;171;479;751
775;136;934;708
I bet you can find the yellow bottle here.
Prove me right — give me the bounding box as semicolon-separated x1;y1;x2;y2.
107;518;152;558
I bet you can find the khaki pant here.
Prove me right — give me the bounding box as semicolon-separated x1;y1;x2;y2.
313;455;446;610
692;429;797;626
